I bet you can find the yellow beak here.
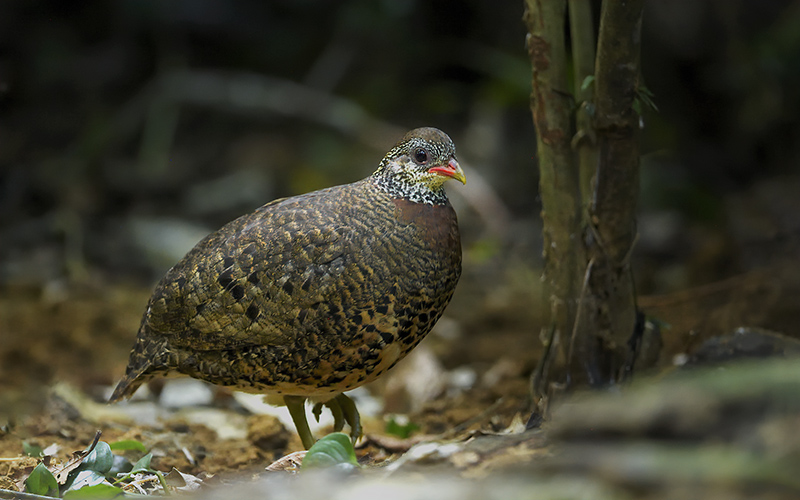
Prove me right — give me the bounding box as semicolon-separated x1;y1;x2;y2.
428;158;466;185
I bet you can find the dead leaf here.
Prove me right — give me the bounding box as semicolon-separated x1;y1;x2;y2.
8;456;39;492
361;433;436;453
53;430;101;484
265;451;306;472
164;467;204;492
42;443;60;457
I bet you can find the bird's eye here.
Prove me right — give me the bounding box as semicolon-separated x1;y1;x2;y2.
413;148;430;165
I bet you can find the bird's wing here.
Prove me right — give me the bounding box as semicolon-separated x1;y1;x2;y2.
144;187;371;350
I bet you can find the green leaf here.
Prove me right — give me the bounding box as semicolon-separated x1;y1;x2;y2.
82;441;114;474
301;432;359;470
109;439;147;453
25;462;59;497
108;454;133;476
635;84;659;112
23;441;44;458
131;452;153;473
385;417;419;439
632;99;642;115
580;75;595;92
63;483;123;499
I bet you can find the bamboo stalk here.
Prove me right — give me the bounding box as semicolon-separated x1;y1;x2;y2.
567;0;599;207
582;0;646;382
523;0;584;401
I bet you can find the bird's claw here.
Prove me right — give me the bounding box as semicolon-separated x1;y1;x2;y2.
333;393;362;444
310;395;362;444
312;401;323;423
285;393;362;450
313;398;344;432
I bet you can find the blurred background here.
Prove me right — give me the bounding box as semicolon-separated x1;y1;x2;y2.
1;0;800;433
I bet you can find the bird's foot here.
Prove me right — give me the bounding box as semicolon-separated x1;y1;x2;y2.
311;393;362;444
287;393;362;450
313;399;344;431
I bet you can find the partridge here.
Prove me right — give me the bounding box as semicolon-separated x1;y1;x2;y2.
110;127;465;449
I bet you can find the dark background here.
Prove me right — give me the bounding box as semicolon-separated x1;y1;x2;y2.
1;0;799;400
3;0;800;289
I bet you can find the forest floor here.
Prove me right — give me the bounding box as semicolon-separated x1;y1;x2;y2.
2;263;800;499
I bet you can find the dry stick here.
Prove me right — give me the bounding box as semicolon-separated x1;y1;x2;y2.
530;322;556;411
51;430;102;484
0;490;61;500
566;257;596;372
81;70;511;239
441;397;507;440
166;71;511;235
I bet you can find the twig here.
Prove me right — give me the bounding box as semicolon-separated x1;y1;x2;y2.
566;257;595;368
0;489;59;500
440;397;506;440
86;70;512;239
530;323;556;407
51;430;101;484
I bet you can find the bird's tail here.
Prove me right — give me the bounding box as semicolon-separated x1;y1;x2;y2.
108;320;171;403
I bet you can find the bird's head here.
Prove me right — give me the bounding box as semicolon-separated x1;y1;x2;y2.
373;127;466;204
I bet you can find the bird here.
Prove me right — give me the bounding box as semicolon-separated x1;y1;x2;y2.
109;127;465;450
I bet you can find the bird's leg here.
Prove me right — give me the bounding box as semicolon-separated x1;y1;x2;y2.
330;400;345;431
312;398;345;431
314;398;345;431
333;393;362;444
301;394;360;445
284;395;316;450
311;401;324;423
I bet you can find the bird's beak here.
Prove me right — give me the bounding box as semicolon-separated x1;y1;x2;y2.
428;158;466;185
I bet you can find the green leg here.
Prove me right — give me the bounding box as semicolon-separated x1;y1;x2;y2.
327;399;345;431
312;399;345;431
312;401;324;423
284;395;316;450
334;393;362;444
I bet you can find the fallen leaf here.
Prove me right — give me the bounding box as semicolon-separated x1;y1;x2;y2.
53;431;102;484
265;451;306;472
164;467;204;492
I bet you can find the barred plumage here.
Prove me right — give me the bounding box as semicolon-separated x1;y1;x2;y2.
110;127;465;449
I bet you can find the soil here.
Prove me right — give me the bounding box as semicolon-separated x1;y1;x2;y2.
0;274;538;485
